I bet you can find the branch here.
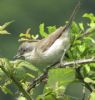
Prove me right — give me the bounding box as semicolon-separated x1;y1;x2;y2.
27;57;95;92
58;57;95;67
0;59;32;100
76;25;95;40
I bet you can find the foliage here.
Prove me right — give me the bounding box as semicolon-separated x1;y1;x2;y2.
0;21;14;35
0;13;95;100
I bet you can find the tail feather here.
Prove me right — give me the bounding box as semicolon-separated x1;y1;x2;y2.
65;1;80;29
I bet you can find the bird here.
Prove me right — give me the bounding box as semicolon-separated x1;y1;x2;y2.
14;2;80;69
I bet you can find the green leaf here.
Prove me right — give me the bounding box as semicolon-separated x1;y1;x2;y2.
19;33;26;37
17;96;27;100
19;33;31;38
85;26;95;33
47;26;56;34
0;58;13;73
47;68;76;88
39;23;48;38
0;21;14;35
84;65;90;74
83;13;95;22
83;13;95;30
84;77;95;84
0;30;10;35
13;60;38;71
12;60;38;81
0;86;13;95
89;91;95;100
44;68;76;99
77;44;86;53
31;34;39;39
79;23;84;31
37;94;56;100
71;22;80;34
0;69;8;82
0;20;14;31
84;37;95;44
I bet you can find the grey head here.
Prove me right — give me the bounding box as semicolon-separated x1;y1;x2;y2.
14;41;37;59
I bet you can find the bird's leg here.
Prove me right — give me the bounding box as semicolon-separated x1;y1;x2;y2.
60;49;67;65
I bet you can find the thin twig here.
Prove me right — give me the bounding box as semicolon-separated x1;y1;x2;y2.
27;57;95;92
27;61;59;92
76;67;93;92
77;26;95;40
59;57;95;67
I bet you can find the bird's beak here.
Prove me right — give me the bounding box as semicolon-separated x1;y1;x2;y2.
13;53;22;60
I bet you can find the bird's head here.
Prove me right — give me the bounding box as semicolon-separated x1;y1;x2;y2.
14;41;37;59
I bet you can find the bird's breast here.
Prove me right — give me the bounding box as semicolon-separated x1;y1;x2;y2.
25;37;70;67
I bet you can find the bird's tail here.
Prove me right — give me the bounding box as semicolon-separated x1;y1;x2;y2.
65;1;80;29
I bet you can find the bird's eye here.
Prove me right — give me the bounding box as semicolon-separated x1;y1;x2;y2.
23;49;26;52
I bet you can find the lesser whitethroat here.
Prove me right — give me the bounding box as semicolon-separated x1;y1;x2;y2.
14;2;80;68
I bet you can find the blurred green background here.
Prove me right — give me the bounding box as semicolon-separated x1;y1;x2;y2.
0;0;95;99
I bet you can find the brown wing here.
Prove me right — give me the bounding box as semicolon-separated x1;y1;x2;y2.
37;26;66;52
37;2;80;52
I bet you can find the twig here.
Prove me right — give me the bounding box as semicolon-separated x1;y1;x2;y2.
76;67;93;92
27;62;59;92
59;57;95;67
27;57;95;92
77;26;95;40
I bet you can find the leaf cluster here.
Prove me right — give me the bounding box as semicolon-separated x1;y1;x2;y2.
0;13;95;100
